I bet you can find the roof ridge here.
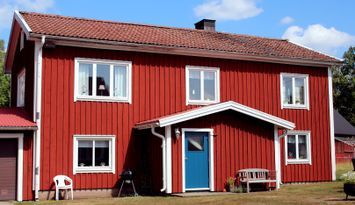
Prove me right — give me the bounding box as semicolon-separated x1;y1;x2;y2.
19;11;287;42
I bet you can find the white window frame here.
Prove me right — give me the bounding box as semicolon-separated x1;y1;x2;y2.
284;131;312;165
74;58;132;103
73;135;116;174
17;69;26;107
186;65;220;105
280;73;309;110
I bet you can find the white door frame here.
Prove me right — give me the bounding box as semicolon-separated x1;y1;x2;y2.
181;128;214;192
0;133;24;201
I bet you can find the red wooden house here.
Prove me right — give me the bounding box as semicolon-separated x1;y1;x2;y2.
1;11;341;201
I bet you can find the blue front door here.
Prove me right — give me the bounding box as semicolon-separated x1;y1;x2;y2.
185;132;209;190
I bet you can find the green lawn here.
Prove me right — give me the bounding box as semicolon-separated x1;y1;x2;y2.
18;163;355;205
18;182;354;205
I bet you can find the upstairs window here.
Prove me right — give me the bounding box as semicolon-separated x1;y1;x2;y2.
186;66;220;105
17;69;26;107
285;131;311;165
281;73;309;109
74;58;131;103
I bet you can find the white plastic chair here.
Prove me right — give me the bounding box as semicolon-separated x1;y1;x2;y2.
53;175;73;200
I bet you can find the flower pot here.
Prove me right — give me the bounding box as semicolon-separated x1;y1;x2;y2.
229;185;235;192
344;183;355;200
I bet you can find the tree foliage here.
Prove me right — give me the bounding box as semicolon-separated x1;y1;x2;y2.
0;40;10;107
333;46;355;125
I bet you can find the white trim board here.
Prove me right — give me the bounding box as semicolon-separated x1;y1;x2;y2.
328;68;336;180
136;101;295;130
274;126;281;189
0;133;24;202
181;128;214;192
165;126;172;193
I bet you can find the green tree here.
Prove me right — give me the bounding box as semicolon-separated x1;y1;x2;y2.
333;46;355;125
0;40;10;107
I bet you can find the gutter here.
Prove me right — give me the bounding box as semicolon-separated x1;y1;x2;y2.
0;126;37;131
151;127;167;193
28;34;343;68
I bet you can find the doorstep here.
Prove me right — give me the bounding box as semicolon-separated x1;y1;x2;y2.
172;192;234;197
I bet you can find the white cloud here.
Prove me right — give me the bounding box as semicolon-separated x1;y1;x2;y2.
194;0;263;21
0;0;54;30
280;16;294;25
282;24;355;57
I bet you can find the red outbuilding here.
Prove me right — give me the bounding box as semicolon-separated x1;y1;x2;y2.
334;110;355;164
2;11;341;201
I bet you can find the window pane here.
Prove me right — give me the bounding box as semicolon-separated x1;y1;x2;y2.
287;135;296;159
78;140;93;167
18;72;25;107
298;135;308;159
295;78;305;105
96;64;110;96
188;136;204;151
113;65;127;97
189;70;201;100
204;71;216;101
78;63;93;96
95;141;109;166
283;77;293;104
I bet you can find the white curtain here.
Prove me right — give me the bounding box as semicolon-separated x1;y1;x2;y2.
114;66;127;97
78;64;91;96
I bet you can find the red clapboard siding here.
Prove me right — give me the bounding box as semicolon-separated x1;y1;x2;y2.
39;45;332;191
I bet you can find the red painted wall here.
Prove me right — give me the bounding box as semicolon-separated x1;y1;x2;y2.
37;45;332;192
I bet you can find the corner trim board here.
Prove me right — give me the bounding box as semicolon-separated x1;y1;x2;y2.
328;68;336;180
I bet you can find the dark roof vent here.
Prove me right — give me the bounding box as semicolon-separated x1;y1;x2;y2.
194;19;216;31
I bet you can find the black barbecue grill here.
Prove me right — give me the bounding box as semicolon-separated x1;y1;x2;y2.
118;169;138;197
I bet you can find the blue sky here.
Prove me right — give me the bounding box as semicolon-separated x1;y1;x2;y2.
1;0;354;58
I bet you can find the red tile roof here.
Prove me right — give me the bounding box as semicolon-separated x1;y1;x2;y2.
0;108;36;130
20;11;340;64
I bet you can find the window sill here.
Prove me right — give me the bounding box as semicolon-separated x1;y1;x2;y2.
75;96;130;103
286;160;311;165
74;167;115;174
187;100;219;106
282;104;309;110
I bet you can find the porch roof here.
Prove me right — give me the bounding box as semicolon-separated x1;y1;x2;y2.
0;108;37;130
135;101;295;130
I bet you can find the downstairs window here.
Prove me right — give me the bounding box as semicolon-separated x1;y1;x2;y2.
285;131;311;165
73;135;115;174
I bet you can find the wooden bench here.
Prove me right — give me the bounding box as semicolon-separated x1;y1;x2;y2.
237;168;277;193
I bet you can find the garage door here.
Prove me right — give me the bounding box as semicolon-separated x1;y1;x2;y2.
0;139;17;201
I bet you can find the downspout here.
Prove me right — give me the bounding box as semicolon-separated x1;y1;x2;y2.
34;36;45;201
151;127;166;192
